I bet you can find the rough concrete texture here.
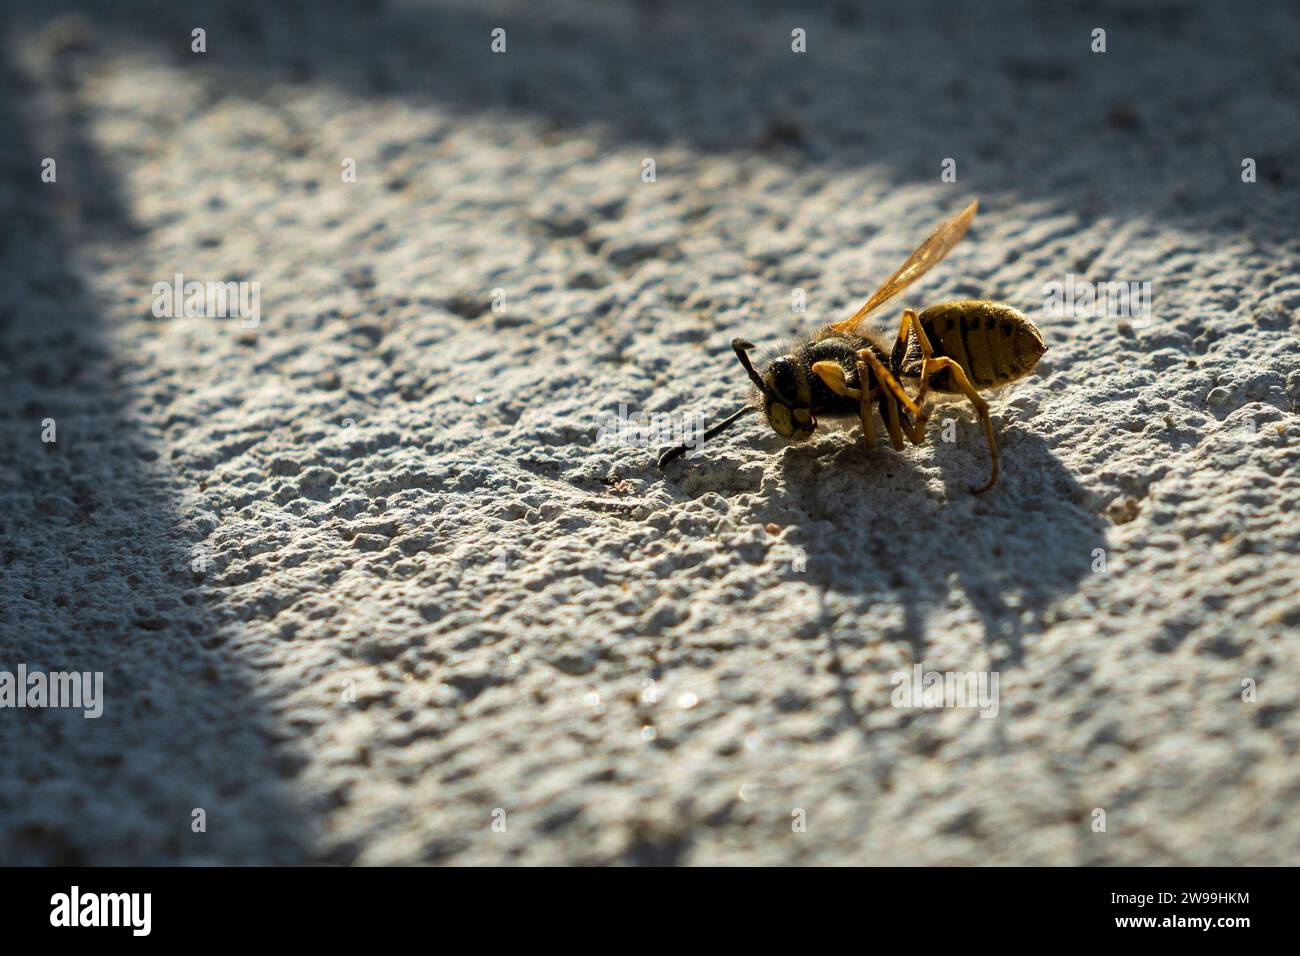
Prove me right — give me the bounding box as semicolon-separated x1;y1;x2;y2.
1;0;1299;865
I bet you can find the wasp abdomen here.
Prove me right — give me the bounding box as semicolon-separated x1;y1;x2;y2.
918;299;1046;390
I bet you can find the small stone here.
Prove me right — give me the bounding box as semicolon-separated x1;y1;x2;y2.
1206;386;1233;407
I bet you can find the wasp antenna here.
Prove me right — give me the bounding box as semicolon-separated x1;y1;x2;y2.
731;339;770;395
657;405;754;470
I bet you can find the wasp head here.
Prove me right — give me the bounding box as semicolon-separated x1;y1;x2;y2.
733;340;816;442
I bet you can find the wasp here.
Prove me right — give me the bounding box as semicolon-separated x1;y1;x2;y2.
656;199;1047;493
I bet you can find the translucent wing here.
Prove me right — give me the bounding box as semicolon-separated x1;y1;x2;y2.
828;199;978;335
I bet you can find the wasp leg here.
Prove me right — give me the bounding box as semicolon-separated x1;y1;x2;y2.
893;308;916;352
851;355;902;451
858;348;923;419
894;313;989;476
860;392;877;448
896;308;940;407
918;355;998;494
813;360;877;449
897;406;928;446
873;373;929;450
810;360;861;400
881;388;907;451
840;385;879;449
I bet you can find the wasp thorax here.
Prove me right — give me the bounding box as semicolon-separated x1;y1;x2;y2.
761;356;816;441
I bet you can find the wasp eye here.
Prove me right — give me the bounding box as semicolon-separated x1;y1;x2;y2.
768;357;799;402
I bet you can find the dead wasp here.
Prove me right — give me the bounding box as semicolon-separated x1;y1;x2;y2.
657;199;1047;493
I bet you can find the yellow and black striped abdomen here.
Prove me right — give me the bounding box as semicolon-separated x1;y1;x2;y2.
918;299;1046;391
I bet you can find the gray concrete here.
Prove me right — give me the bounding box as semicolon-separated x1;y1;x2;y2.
1;0;1298;865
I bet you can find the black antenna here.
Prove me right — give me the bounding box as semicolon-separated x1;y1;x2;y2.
731;338;769;394
657;405;754;470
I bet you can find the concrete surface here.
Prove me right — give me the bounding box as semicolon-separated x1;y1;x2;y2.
1;0;1298;865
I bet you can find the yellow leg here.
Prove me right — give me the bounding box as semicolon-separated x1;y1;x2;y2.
858;348;922;418
893;308;916;352
813;360;878;449
896;308;941;407
810;361;861;400
881;389;906;451
922;356;998;494
859;354;905;451
898;406;927;445
898;308;936;355
860;389;877;448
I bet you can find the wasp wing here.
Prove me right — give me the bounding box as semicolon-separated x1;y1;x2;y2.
828;198;978;336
